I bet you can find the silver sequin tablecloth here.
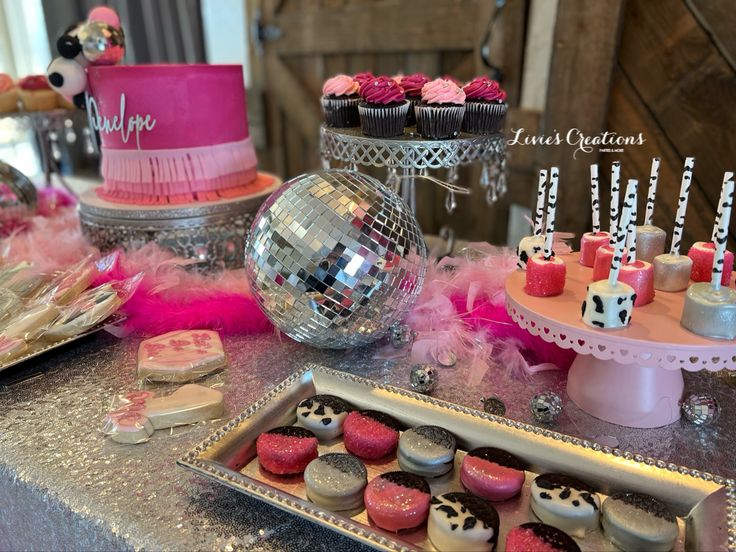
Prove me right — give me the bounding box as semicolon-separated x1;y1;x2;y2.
0;332;735;551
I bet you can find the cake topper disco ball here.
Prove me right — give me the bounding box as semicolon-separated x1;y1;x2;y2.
245;169;427;349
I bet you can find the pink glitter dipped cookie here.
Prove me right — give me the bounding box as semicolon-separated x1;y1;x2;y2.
343;410;401;460
256;426;318;475
460;447;526;502
505;522;581;552
137;330;226;383
364;471;431;532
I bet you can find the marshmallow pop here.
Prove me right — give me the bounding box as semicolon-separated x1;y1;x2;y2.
636;157;667;262
592;161;623;281
618;185;655;306
687;181;734;286
653;157;695;291
517;169;548;270
579;163;610;266
525;167;566;297
582;179;638;329
681;173;736;339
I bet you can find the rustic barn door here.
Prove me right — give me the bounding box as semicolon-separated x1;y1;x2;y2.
247;0;526;239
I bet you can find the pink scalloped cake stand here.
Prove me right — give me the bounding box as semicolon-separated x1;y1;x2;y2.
505;252;736;428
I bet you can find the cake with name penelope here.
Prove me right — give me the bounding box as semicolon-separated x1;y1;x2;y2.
86;64;272;205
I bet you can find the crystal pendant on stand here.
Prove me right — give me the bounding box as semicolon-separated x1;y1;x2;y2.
444;189;457;214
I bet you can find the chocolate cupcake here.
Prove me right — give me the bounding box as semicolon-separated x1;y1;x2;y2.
357;76;409;138
353;71;374;88
462;76;507;134
321;74;360;128
399;73;430;126
414;78;466;140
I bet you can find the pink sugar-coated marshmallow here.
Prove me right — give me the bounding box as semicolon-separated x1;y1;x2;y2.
579;232;610;267
460;455;525;502
688;242;734;286
618;261;655;307
364;476;430;532
592;245;616;281
256;428;318;475
343;411;400;460
525;254;566;297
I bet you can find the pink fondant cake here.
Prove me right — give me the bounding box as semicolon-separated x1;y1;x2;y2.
86;64;270;204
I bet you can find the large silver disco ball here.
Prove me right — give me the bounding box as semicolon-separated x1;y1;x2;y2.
245;169;427;349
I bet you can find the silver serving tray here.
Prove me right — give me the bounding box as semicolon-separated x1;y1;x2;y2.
0;316;123;374
178;365;734;552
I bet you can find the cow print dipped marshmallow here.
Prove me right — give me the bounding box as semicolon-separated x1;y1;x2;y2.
530;474;601;538
582;280;636;329
428;492;500;552
296;394;351;441
517;235;545;270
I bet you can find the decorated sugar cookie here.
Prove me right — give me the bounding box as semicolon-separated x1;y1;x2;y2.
103;384;224;444
137;330;226;382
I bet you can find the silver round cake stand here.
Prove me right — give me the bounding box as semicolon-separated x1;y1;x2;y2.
319;125;506;213
79;173;282;272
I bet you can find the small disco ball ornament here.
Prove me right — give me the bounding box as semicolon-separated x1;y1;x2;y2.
480;396;506;417
530;391;563;424
78;21;125;65
390;322;414;349
681;393;720;426
410;364;437;394
245;170;427;349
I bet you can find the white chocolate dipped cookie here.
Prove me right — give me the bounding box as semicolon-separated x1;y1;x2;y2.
137;330;226;382
397;425;456;478
296;394;351;441
304;453;367;511
602;492;678;552
530;473;600;538
104;384;224;444
428;492;499;552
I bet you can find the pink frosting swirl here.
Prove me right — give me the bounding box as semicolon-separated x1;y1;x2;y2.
353;72;375;86
399;73;430;97
359;76;406;105
463;77;507;102
420;78;466;105
322;74;359;97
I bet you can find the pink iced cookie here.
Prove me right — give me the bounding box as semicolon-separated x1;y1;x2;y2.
618;261;655;307
525;253;566;297
461;447;526;502
579;232;609;268
137;330;226;382
505;522;581;552
364;471;431;532
343;410;401;460
688;242;734;286
256;426;318;475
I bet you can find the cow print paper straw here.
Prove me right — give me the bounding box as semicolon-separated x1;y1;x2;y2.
669;157;696;256
625;184;638;263
644;157;660;226
711;181;727;243
609;161;621;246
609;179;637;287
534;169;548;236
711;172;734;291
590;164;601;233
543;167;559;260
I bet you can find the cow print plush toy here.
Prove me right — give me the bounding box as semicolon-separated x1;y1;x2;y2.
45;6;125;110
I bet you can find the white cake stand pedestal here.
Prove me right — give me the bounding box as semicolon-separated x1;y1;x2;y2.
505;253;736;428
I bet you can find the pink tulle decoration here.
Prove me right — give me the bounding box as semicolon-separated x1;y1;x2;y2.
37;187;77;217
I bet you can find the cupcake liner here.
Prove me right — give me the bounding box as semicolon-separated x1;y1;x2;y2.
415;104;465;140
358;101;409;138
462;101;508;134
405;96;420;126
321;96;360;128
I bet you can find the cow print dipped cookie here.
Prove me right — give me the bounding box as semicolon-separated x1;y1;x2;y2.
296;394;351;441
397;425;456;478
602;492;679;552
530;473;601;538
582;280;636;329
428;492;499;552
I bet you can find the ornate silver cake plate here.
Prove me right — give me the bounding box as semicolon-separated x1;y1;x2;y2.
178;365;732;552
78;173;282;271
319;125;507;214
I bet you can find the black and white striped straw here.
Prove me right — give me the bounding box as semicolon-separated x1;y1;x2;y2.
643;157;660;226
533;169;548;236
669;157;696;256
711;172;734;291
609;161;621;246
609;179;637;287
543;167;559;260
590;164;601;233
625;184;638;263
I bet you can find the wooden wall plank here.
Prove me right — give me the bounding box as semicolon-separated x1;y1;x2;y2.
687;0;736;70
542;0;625;236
